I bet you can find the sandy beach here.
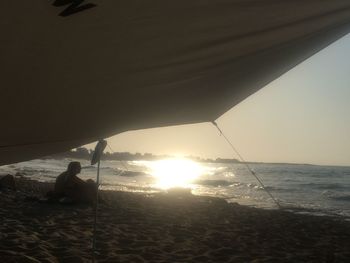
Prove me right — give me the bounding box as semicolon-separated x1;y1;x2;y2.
1;178;350;262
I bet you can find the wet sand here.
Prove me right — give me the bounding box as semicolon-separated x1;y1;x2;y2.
1;178;350;262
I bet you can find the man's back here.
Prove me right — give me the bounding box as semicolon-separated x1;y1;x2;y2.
54;171;68;197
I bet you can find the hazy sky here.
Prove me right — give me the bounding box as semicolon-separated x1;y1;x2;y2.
87;34;350;166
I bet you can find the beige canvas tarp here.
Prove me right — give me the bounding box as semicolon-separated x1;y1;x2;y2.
1;1;350;165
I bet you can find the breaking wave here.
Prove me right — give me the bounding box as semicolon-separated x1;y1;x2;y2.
300;183;350;190
329;194;350;201
194;179;235;187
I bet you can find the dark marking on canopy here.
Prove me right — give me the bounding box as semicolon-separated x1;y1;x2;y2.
53;0;96;17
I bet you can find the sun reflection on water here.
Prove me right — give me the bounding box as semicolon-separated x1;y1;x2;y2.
148;158;205;189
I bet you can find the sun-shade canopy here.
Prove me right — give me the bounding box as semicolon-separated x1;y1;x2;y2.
1;0;350;165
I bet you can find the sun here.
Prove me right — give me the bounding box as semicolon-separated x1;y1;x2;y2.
149;158;204;189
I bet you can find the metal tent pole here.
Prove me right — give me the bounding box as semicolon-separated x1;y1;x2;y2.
92;158;100;252
90;139;107;261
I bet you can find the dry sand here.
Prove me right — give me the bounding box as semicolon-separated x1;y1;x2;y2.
1;178;350;262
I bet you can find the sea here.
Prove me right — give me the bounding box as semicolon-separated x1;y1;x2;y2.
1;158;350;219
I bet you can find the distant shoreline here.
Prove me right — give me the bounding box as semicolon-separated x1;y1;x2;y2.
43;147;240;164
41;147;350;168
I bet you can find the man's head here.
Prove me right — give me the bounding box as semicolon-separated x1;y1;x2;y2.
67;161;81;175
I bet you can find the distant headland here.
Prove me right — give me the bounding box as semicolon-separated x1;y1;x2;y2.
44;147;240;164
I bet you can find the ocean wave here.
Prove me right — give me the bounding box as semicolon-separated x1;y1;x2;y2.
100;166;116;171
13;168;56;176
300;183;349;190
262;186;290;192
194;179;235;187
246;183;259;189
100;183;158;193
114;170;148;177
329;195;350;201
81;165;96;170
317;184;349;190
82;165;120;171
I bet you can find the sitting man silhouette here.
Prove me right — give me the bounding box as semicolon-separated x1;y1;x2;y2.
50;161;96;204
0;174;16;191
